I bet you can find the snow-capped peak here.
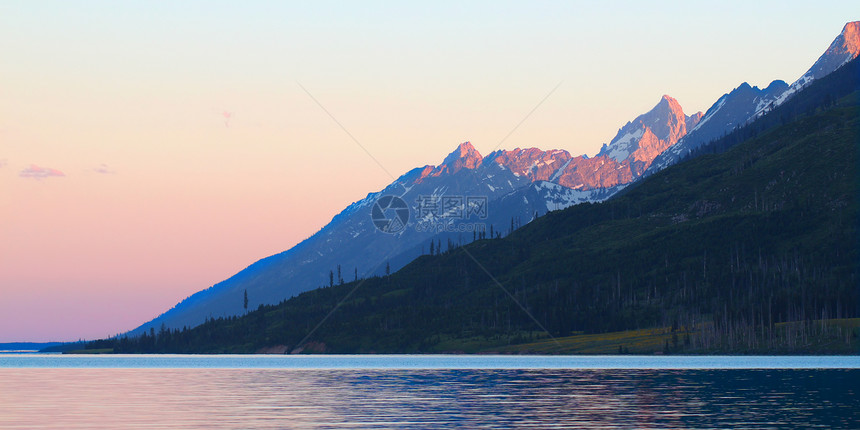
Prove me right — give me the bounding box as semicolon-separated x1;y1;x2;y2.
596;94;690;169
772;21;860;107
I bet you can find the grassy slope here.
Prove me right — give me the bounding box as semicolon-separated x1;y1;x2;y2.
491;318;860;355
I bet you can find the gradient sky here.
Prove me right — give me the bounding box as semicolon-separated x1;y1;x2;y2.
1;1;856;342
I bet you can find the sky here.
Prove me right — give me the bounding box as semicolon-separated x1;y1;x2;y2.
0;1;856;342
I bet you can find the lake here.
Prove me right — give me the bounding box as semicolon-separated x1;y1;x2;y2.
1;355;858;429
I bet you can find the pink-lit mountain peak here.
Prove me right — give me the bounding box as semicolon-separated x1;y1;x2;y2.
489;147;573;180
414;141;486;179
439;141;483;171
659;94;682;109
832;21;860;59
631;95;687;139
596;94;695;170
797;21;860;84
418;92;707;188
419;89;705;188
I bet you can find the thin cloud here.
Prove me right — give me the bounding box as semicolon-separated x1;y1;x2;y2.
94;163;116;174
19;164;65;179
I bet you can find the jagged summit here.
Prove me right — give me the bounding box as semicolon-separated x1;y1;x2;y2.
842;21;860;54
422;94;706;189
686;111;704;131
773;21;860;106
596;94;697;174
765;80;789;92
658;94;683;112
443;141;481;162
488;147;573;181
816;21;860;77
651;95;688;142
648;79;791;174
418;92;702;189
732;81;788;96
437;141;483;174
794;20;860;86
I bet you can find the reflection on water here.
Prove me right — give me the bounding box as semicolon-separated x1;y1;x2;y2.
1;367;858;429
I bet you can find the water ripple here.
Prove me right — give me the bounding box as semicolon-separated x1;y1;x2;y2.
1;367;858;429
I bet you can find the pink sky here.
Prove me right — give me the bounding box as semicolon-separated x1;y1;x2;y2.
0;2;855;341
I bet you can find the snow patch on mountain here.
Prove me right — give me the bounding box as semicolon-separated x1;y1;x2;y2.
605;128;644;162
761;21;859;116
534;181;626;211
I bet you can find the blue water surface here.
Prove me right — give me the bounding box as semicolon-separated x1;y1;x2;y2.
2;355;858;429
0;353;858;369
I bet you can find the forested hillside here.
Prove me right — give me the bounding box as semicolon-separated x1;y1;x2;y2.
86;61;860;355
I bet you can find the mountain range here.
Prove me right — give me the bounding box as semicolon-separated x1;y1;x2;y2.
129;21;860;337
92;48;860;354
649;21;860;172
